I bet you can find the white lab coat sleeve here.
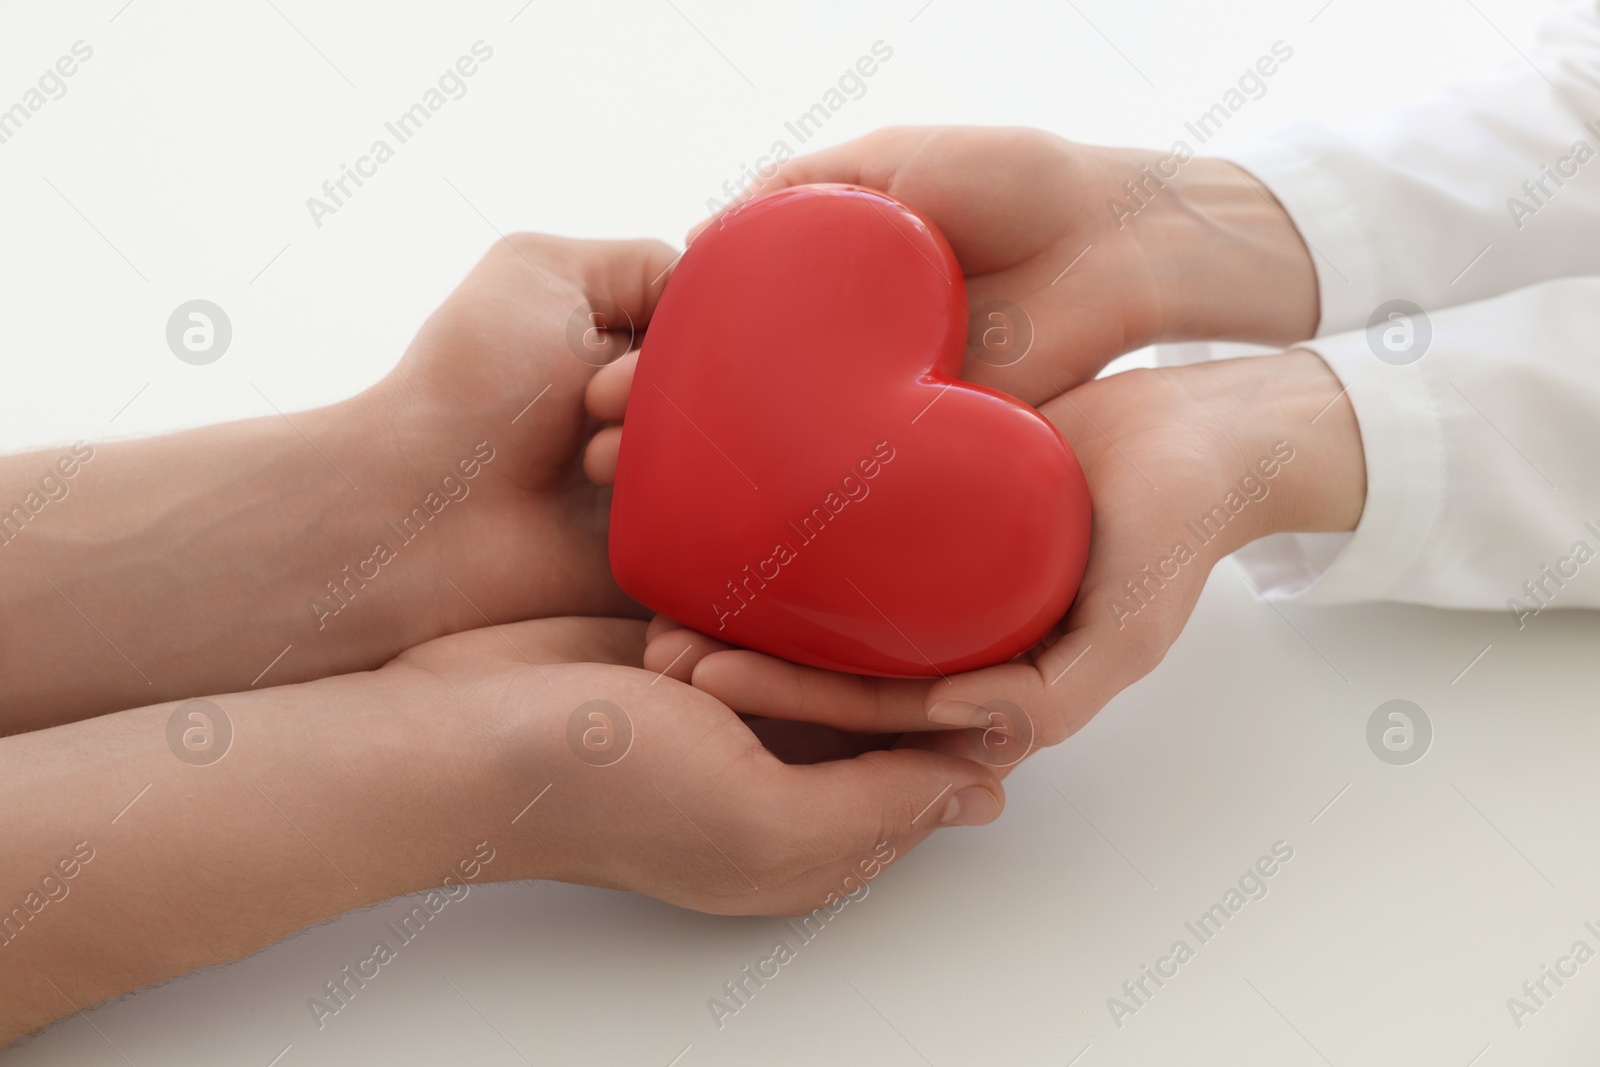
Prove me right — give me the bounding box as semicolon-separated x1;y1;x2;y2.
1229;277;1600;620
1215;0;1600;336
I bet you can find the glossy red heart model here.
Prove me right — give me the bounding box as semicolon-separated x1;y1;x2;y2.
609;184;1092;677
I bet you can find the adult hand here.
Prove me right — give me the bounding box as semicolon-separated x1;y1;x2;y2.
0;235;675;731
695;126;1319;404
0;615;1004;1040
590;351;1365;762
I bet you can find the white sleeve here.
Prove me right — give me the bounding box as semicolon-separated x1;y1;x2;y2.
1215;0;1600;336
1230;277;1600;621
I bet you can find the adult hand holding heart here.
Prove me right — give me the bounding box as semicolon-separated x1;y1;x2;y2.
600;184;1092;677
687;127;1322;404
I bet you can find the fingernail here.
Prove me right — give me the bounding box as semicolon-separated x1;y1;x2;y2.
940;786;1002;827
927;700;983;727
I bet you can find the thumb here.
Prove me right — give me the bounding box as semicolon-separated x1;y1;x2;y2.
723;747;1004;917
574;237;682;335
919;551;1213;752
753;749;1002;912
784;748;1006;864
549;238;680;371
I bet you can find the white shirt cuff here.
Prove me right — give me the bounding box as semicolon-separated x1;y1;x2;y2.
1233;331;1444;603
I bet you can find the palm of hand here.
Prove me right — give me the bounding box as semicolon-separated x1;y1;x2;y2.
1022;369;1256;701
635;366;1263;761
384;616;1004;916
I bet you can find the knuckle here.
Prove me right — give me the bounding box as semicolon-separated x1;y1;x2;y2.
726;800;802;885
503;230;553;254
850;749;913;843
638;237;677;261
867;684;899;735
787;661;809;718
1033;711;1074;749
492;232;570;274
684;840;779;910
865;124;907;147
1126;629;1171;678
739;841;789;888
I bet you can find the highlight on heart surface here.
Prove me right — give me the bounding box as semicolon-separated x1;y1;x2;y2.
605;183;1092;677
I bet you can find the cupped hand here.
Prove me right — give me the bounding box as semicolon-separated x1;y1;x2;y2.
355;234;679;630
387;615;1006;915
587;351;1364;765
0;612;1005;1039
689;126;1318;404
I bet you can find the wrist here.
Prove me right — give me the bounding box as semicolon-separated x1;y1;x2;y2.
239;662;549;896
372;654;603;887
344;366;635;632
318;385;519;642
1201;350;1366;541
1132;351;1362;562
285;394;463;652
1132;155;1319;346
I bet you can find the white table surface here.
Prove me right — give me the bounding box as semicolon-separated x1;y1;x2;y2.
4;1;1591;1063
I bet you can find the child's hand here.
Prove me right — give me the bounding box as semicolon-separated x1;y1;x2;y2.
0;614;1006;1039
0;234;680;731
690;126;1319;404
365;234;682;625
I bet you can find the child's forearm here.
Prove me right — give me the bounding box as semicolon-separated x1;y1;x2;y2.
0;665;485;1042
0;397;460;732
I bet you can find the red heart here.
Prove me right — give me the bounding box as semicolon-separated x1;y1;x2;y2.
609;184;1091;677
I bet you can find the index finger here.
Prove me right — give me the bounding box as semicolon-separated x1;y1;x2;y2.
677;585;1157;752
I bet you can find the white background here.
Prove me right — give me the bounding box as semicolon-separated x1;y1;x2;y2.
5;1;1596;1064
